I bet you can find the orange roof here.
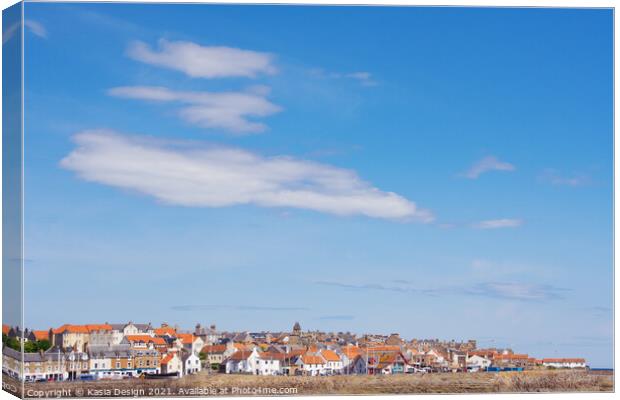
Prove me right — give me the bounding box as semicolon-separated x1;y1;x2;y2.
176;333;195;345
160;353;176;365
342;346;361;358
469;350;498;357
85;324;112;332
259;352;286;360
53;324;89;334
366;345;401;352
495;354;530;360
542;358;586;363
154;326;177;337
125;335;166;345
302;354;325;365
2;325;10;335
229;350;255;361
234;343;249;351
321;350;341;362
32;330;49;341
307;345;319;353
201;345;227;354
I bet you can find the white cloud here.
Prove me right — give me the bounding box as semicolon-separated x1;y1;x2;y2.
344;71;377;86
462;156;515;179
60;130;434;222
108;85;281;134
310;68;377;86
472;219;523;229
3;19;46;44
466;282;567;301
539;169;590;187
127;39;277;78
24;20;47;38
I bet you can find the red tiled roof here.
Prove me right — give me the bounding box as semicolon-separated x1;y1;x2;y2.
229;350;255;361
2;325;10;335
259;352;286;361
366;345;401;352
32;330;49;341
468;350;498;358
302;355;325;365
321;350;341;362
126;335;166;345
85;324;112;332
201;345;227;354
53;324;89;334
494;354;530;360
161;353;176;365
154;326;177;337
342;346;361;358
176;333;195;345
542;358;586;363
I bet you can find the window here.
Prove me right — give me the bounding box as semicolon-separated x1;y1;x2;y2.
128;362;132;368
116;362;120;369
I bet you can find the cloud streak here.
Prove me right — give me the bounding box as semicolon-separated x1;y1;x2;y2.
462;156;515;179
317;279;568;302
472;219;523;229
60;130;433;222
171;304;308;312
539;169;590;187
464;282;569;301
310;68;377;86
3;19;47;44
127;39;277;78
109;85;281;134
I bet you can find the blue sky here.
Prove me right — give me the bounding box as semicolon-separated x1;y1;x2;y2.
18;4;612;367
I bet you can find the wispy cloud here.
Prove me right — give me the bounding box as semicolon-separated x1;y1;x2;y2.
464;282;569;301
60;130;433;222
108;85;281;134
127;39;277;79
24;20;47;38
472;219;523;229
3;19;47;44
317;279;567;302
171;304;308;312
315;281;440;296
539;169;590;187
310;68;377;86
461;156;515;179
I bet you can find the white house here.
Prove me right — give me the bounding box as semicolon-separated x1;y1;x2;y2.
542;358;587;369
321;350;343;374
257;352;282;375
181;350;202;375
466;355;492;372
296;354;327;376
225;348;260;374
160;352;183;377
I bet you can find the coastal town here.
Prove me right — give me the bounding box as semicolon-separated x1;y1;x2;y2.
2;321;587;383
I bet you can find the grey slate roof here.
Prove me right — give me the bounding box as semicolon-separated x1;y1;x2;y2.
3;346;66;362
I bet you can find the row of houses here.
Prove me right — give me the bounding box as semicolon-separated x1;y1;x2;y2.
219;344;586;376
2;322;203;382
2;321;587;381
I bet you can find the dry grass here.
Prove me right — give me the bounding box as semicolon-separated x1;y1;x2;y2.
5;370;613;398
